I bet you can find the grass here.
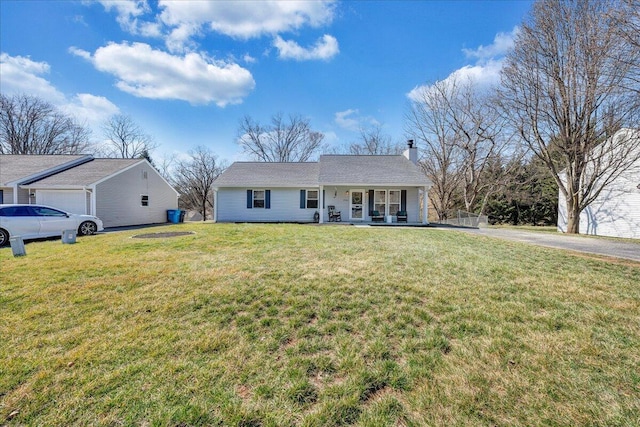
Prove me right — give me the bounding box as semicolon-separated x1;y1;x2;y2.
1;223;639;426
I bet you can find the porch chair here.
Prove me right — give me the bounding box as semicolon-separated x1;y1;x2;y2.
328;205;342;222
371;210;385;222
396;210;408;223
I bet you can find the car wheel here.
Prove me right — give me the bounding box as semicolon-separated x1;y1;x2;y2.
78;221;97;236
0;229;8;247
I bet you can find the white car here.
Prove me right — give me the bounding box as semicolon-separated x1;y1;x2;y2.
0;204;104;246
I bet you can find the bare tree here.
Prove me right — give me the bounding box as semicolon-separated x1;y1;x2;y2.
0;94;91;154
499;0;640;234
442;78;516;215
101;114;157;159
348;124;404;155
172;146;226;221
237;113;324;162
406;79;463;221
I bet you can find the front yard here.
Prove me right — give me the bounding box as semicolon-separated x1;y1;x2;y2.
1;224;638;426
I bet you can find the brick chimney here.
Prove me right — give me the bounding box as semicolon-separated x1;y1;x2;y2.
403;140;418;164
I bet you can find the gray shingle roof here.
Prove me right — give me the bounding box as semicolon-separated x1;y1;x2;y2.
0;155;88;186
213;162;320;187
318;155;429;186
27;158;143;187
213;155;431;188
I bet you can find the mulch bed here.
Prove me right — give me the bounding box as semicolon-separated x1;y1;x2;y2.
132;231;195;239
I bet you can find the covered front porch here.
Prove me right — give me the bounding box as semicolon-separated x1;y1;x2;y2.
317;186;429;225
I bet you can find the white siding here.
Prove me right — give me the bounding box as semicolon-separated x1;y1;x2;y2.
96;163;178;227
559;164;640;239
217;186;423;223
217;188;318;222
0;188;12;204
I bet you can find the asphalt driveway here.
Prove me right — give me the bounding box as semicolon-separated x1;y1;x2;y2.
440;227;640;263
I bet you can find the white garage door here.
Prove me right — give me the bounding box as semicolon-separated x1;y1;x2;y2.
36;190;87;215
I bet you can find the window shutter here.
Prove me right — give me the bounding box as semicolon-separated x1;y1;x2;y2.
247;189;253;209
322;190;325;209
265;190;271;209
300;190;306;209
401;190;407;211
368;190;374;215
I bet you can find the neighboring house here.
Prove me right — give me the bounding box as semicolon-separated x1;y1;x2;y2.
0;155;179;228
558;129;640;239
213;143;432;224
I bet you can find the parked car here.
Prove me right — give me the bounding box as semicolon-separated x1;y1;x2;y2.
0;204;104;246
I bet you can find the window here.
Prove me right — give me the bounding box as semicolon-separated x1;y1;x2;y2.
306;190;318;209
142;170;148;179
141;195;149;206
388;190;401;216
374;190;386;215
32;206;67;217
253;190;265;208
0;206;32;217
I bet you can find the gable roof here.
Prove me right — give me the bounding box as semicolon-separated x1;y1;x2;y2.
213;155;431;188
0;155;91;186
24;158;144;188
318;155;429;186
213;162;320;187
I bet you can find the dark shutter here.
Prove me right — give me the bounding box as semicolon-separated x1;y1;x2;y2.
401;190;407;211
265;190;271;209
368;190;374;215
247;189;253;209
322;190;325;209
300;190;306;209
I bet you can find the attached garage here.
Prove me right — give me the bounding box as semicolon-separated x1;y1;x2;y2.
36;190;88;215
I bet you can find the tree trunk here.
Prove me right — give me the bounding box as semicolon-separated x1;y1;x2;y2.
565;200;580;234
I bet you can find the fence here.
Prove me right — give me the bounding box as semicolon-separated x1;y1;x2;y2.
438;210;488;228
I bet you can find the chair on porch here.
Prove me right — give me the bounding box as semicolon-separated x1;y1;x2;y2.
396;210;408;223
370;210;385;222
328;205;342;222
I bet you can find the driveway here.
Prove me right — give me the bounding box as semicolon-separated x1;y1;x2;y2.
439;227;640;263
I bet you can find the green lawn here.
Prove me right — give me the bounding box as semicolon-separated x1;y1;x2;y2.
1;224;639;426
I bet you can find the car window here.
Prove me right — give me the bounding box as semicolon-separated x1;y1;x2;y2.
31;206;67;217
0;206;34;216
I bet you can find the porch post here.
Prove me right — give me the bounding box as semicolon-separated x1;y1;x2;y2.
319;185;324;224
422;185;429;224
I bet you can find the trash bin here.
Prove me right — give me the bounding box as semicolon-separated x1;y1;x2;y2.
62;229;77;244
167;209;181;224
10;236;26;257
179;210;186;223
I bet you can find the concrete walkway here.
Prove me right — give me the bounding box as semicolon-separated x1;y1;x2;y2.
438;227;640;263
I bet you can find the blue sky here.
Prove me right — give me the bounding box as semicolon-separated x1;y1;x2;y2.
0;0;532;164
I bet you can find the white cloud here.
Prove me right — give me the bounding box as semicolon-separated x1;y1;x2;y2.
407;28;518;102
73;42;255;106
274;34;339;61
98;0;161;37
463;27;519;62
334;109;379;131
62;94;120;125
0;53;65;103
0;53;119;126
335;109;360;131
158;0;336;40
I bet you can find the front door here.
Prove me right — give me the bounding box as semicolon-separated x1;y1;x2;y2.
350;190;364;220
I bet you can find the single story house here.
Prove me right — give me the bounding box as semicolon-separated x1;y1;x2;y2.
557;129;640;239
213;143;432;224
0;154;179;228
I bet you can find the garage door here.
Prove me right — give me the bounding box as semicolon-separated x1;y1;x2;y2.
36;190;87;215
